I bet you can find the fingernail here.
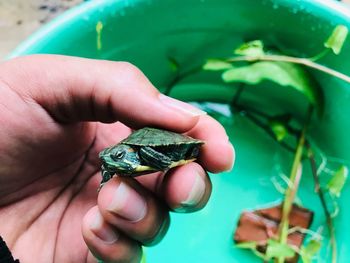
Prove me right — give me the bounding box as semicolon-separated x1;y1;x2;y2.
181;172;205;207
159;94;207;116
90;211;119;244
107;182;147;222
227;142;235;172
224;142;236;172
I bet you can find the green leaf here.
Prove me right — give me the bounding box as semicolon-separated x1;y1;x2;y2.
236;242;257;249
300;239;322;263
140;254;147;263
222;61;324;111
236;242;267;260
96;21;103;51
203;59;233;71
327;165;348;197
141;247;147;263
268;114;291;141
168;57;179;72
269;120;288;142
265;239;295;259
234;40;265;56
324;25;348;55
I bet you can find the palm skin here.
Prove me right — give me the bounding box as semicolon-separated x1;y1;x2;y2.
0;55;234;263
0;98;108;261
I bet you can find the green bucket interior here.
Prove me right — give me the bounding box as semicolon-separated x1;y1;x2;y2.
10;0;350;262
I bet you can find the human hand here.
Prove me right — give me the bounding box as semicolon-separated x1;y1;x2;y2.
0;55;234;263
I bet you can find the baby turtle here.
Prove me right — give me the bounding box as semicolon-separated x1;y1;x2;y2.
98;127;204;189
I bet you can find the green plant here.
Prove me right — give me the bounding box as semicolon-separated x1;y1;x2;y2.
165;25;349;263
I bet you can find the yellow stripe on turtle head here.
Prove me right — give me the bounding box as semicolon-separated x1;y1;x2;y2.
135;165;157;172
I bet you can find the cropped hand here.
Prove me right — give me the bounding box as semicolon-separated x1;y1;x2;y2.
0;55;234;263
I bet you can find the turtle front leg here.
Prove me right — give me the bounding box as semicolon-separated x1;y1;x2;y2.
139;146;172;170
98;165;114;192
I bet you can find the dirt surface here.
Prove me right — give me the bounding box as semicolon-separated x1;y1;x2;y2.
0;0;83;59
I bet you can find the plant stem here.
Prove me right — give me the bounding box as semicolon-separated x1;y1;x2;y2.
306;142;337;263
232;104;296;153
230;84;245;105
164;66;202;95
309;49;330;62
276;106;313;263
227;54;350;84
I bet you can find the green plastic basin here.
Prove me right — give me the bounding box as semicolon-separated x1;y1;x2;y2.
10;0;350;262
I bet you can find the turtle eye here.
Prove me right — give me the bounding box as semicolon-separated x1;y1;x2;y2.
112;150;125;160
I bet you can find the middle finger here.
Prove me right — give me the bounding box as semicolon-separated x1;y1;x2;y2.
97;177;170;245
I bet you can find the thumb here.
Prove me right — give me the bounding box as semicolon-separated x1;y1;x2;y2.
0;55;205;132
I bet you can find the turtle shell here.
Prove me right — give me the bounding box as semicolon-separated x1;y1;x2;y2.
120;127;203;147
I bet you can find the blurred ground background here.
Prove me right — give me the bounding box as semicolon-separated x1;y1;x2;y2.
0;0;83;58
0;0;349;59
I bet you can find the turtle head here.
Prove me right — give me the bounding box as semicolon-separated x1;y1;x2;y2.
99;144;141;177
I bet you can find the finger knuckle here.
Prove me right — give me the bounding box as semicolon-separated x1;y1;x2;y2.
117;61;144;80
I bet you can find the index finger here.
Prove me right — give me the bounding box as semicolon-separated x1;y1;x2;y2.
0;55;205;133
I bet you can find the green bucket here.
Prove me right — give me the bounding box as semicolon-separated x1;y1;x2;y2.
10;0;350;262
